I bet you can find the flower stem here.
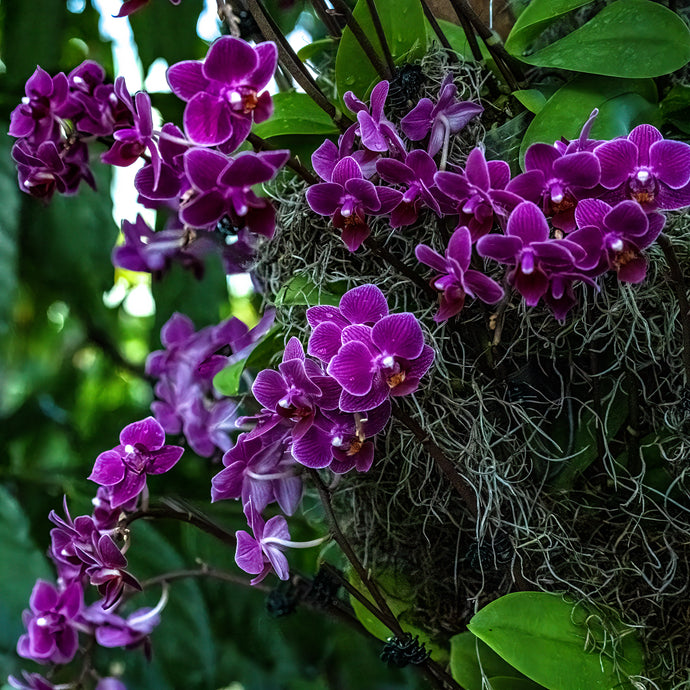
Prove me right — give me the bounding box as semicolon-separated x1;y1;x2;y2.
392;405;478;518
363;0;396;77
329;0;391;80
309;0;343;37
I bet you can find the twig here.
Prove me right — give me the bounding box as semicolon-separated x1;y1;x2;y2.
417;0;457;60
363;0;396;77
244;0;352;131
309;0;342;37
329;0;391;80
392;406;478;517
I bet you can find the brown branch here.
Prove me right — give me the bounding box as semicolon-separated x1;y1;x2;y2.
247;132;318;184
363;0;396;77
418;0;457;59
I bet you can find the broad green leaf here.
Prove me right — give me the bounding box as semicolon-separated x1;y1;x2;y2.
660;85;690;135
242;326;285;371
213;359;246;397
252;91;339;139
274;275;343;308
519;74;658;167
505;0;595;57
0;486;52;653
467;592;645;690
513;0;690;78
449;631;531;690
488;678;547;690
513;89;548;114
297;37;338;63
335;0;427;103
348;570;447;663
0;127;20;337
429;19;475;61
484;111;531;176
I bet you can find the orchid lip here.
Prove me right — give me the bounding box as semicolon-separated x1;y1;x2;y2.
636;169;650;183
610;237;624;251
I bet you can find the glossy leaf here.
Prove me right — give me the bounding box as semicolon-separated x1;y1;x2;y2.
505;0;595;58
513;89;548;115
488;678;548;690
660;85;690;135
467;592;645;690
213;359;246;397
519;74;658;167
297;37;338;63
513;0;690;78
274;275;343;308
449;631;531;690
429;19;476;60
335;0;427;103
0;486;52;652
252;91;339;139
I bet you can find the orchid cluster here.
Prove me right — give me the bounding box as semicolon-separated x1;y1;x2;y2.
211;284;434;582
306;79;690;321
11;416;184;690
8;36;288;279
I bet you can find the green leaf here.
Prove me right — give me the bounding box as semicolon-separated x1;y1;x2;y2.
429;19;476;61
467;592;645;690
513;89;548;114
487;678;547;690
519;74;658;167
660;85;690;135
274;275;343;308
512;0;690;78
297;37;338;63
252;91;339;139
0;486;52;652
213;359;246;397
0;127;21;337
335;0;427;103
505;0;595;58
449;631;531;690
243;326;286;371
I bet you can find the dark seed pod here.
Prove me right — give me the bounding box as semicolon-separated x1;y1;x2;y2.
380;633;430;667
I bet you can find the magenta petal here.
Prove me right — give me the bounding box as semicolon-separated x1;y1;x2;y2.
506;170;544;203
252;369;287;409
617;253;647;283
524;143;560;176
332;156;363;185
605;200;648;238
306;183;343;216
463;270;504;304
312;139;339;182
211;463;244;502
120;416;165;450
464;148;490;190
447;226;472;271
184;148;227;191
345;178;381;212
327;341;374;395
180;191;226;229
306;304;348;329
512;266;549;306
110;472;147;508
292;426;333;469
650;140;690;189
184;93;233;146
308;321;343;363
235;531;264;574
340;284;388;324
339;379;389;413
628;124;662;167
249;42;278;88
204;36;257;82
147;445;184;474
595;139;637;189
89;451;126;486
553;152;600;188
30;581;58;613
507;201;549;243
574;198;610;229
415;243;447;273
400;98;433;140
166;60;209;101
372;313;424;359
476;234;522;263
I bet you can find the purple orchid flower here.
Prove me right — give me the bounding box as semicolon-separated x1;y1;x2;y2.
415;226;504;322
477;201;585;307
166;36;276;150
8;672;57;690
17;580;82;665
594;124;690;212
307;284;390;364
96;679;128;690
435;147;522;240
180;147;288;238
292;400;391;472
343;81;406;157
572;199;665;283
311;125;379;181
376;149;442;227
326;314;435;412
211;432;302;516
9;67;73;143
306;156;402;251
400;74;483;158
101;79;158;170
88;417;184;507
506;143;601;232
